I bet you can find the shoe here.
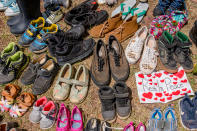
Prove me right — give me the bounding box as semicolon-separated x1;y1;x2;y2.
0;122;19;131
90;40;110;86
71;10;109;28
140;35;158;75
125;26;148;64
0;0;14;11
64;25;85;40
100;121;112;131
32;59;59;95
89;13;122;38
113;82;131;119
97;0;106;4
85;118;101;131
99;86;116;123
163;106;177;131
135;122;146;131
190;20;197;46
106;0;117;6
108;35;130;81
64;0;98;25
44;0;70;9
56;103;70;131
70;65;89;104
10;92;35;117
18;17;45;47
4;1;20;16
174;32;193;72
29;24;58;54
165;0;186;15
0;51;29;84
70;106;83;131
0;84;20;112
20;54;50;85
123;122;134;131
53;63;75;100
158;31;178;73
153;0;171;17
40;101;58;129
29;96;48;123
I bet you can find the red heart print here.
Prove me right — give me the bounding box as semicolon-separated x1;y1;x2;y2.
160;98;165;102
149;79;152;82
164;93;169;96
164;71;169;75
153;76;156;78
160;80;165;83
170;75;173;77
149;83;153;85
142;92;153;99
169;94;172;96
167;96;172;100
154;83;158;86
173;78;178;81
154;98;158;100
173;82;177;85
172;90;180;95
155;73;162;78
141;98;146;101
182;88;187;91
155;93;163;97
187;90;191;93
164;91;166;94
147;74;152;77
181;79;187;83
174;70;184;79
138;82;142;85
180;93;185;96
138;74;144;78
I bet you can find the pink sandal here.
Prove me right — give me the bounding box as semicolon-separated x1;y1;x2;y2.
135;122;146;131
70;106;83;131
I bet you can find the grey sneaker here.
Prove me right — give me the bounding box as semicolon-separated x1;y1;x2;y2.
163;106;177;131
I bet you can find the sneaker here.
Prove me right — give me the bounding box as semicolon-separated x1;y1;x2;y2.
0;0;14;11
153;0;171;16
174;32;193;72
158;31;178;73
123;122;134;131
4;1;19;16
165;0;186;15
29;24;58;54
29;96;48;124
70;106;83;131
40;101;58;129
125;26;148;64
163;106;177;131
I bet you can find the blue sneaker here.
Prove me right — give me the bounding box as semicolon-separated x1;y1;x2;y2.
153;0;171;17
0;0;15;11
4;1;19;16
166;0;186;15
29;24;58;54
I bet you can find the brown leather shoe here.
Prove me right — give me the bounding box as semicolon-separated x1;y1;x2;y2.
89;13;122;38
105;15;139;43
90;40;110;86
108;35;130;81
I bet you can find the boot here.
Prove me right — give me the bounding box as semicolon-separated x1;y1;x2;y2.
10;0;41;35
99;87;116;123
190;20;197;46
44;0;70;9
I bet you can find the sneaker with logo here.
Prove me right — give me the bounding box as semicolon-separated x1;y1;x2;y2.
4;1;19;16
0;0;15;11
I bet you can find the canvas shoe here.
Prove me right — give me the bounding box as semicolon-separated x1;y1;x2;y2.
0;0;14;11
43;7;64;24
125;26;148;64
70;106;83;131
4;1;19;16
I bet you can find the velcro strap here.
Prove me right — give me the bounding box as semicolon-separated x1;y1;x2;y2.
37;70;51;77
100;95;115;100
114;93;129;98
71;79;88;87
58;78;72;85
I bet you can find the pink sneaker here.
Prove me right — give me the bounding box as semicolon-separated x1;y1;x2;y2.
135;122;146;131
124;122;135;131
70;106;83;131
56;103;70;131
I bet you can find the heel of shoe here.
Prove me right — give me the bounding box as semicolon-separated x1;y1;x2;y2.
16;56;30;79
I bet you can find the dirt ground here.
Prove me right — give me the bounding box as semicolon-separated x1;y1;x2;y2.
1;0;197;131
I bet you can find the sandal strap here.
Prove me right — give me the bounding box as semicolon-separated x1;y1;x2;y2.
58;78;73;85
71;79;88;87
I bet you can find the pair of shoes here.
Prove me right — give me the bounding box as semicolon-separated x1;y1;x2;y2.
53;63;89;104
147;106;177;131
91;36;129;87
56;104;83;131
0;43;29;84
179;93;197;130
29;96;58;130
190;20;197;46
150;10;188;39
125;26;158;75
0;0;20;16
0;84;35;117
0;122;19;131
89;14;139;42
85;118;112;131
123;122;146;131
99;82;131;123
19;17;58;54
158;31;193;73
153;0;186;16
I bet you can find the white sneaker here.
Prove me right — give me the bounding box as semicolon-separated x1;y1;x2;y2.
140;35;158;74
125;26;148;64
97;0;106;4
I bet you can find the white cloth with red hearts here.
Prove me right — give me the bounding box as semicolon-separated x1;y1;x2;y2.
135;67;194;103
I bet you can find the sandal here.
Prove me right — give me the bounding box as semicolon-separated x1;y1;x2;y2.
0;84;20;112
9;92;35;117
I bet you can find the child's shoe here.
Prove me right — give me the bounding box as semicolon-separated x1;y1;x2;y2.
163;106;177;131
0;0;14;11
4;1;19;16
123;122;134;131
153;0;171;17
70;106;83;131
135;122;146;131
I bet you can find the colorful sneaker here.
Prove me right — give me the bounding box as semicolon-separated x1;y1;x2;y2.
153;0;171;17
29;96;48;124
29;24;58;54
70;106;83;131
43;7;64;24
19;17;45;47
0;0;14;11
123;122;134;131
135;122;146;131
4;1;19;16
56;103;70;131
40;101;58;129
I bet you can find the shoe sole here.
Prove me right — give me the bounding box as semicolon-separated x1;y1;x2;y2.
106;116;117;123
117;111;131;120
159;56;178;73
90;71;110;87
5;12;20;17
20;78;34;86
32;47;48;54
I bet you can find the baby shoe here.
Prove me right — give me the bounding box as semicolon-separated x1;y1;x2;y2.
135;122;146;131
123;122;135;131
70;106;83;131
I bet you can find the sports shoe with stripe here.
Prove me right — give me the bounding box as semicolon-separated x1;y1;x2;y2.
4;1;19;16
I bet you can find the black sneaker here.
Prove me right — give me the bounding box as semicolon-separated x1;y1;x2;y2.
64;0;98;25
158;31;178;73
113;81;131;120
153;0;172;16
189;20;197;46
174;32;193;72
32;59;59;95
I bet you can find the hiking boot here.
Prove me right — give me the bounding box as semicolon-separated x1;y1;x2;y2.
165;0;186;15
43;7;64;24
71;10;109;28
91;40;110;86
32;59;59;95
4;1;20;16
113;82;131;120
190;20;197;46
19;17;45;47
99;87;116;123
29;24;58;54
20;54;50;85
158;31;178;73
0;0;14;11
153;0;171;16
44;0;70;9
108;35;129;81
174;32;193;72
64;0;98;25
0;51;29;84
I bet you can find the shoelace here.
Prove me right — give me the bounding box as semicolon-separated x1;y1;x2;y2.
98;58;104;72
110;48;120;66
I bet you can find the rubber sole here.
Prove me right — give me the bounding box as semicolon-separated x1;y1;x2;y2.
5;12;20;17
105;116;116;123
159;56;178;73
90;71;110;87
32;47;48;54
117;111;131;120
